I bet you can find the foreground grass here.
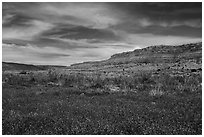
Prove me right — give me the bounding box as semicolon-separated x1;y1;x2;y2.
2;86;201;134
2;70;202;134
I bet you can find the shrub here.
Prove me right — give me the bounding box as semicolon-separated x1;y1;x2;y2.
138;73;155;85
48;69;58;82
19;71;27;74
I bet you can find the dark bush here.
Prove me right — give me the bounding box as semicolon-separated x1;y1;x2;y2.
19;71;27;74
191;69;197;72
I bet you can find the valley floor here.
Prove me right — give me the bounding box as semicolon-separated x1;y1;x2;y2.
2;68;202;135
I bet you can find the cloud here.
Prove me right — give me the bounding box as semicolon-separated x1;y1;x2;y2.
3;2;201;41
124;32;202;46
112;18;201;38
43;24;121;41
3;3;120;29
110;2;202;37
111;2;201;22
3;43;71;65
3;43;70;57
2;13;15;24
128;25;201;38
40;3;120;29
169;19;202;28
3;20;54;40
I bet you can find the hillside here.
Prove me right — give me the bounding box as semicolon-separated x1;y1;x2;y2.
70;42;202;70
2;62;66;71
2;62;44;71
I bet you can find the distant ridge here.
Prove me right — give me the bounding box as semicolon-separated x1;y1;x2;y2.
70;42;202;68
2;62;66;71
2;62;43;71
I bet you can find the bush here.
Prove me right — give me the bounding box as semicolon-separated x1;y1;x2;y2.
19;71;27;74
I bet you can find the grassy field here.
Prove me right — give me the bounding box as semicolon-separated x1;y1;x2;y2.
2;68;202;135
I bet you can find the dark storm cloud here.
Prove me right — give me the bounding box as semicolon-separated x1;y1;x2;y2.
43;24;121;41
3;2;202;42
110;2;202;37
3;14;36;27
111;2;201;22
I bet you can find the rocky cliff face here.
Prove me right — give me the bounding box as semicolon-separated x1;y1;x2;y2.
70;42;202;69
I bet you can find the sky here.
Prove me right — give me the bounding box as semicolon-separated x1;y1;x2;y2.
2;2;202;66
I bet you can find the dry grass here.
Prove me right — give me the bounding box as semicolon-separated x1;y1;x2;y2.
2;69;202;134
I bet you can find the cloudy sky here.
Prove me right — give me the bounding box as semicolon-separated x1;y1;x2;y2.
2;2;202;65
